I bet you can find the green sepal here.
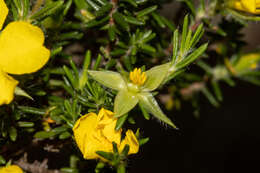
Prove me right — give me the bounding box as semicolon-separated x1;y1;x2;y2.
114;91;139;117
14;87;33;100
88;70;126;90
120;144;130;156
137;92;178;129
96;151;114;161
143;63;170;91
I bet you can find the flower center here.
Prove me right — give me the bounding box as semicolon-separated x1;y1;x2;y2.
129;68;147;86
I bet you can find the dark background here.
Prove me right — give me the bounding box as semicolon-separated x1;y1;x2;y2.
130;81;260;173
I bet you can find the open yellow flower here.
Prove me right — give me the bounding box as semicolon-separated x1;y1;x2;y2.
233;52;260;75
0;0;50;105
73;108;139;161
0;165;23;173
227;0;260;14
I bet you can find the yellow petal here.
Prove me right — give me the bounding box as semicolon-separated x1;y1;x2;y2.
97;108;121;144
0;165;23;173
119;130;139;155
240;0;257;13
73;109;125;160
96;108;115;127
0;70;18;105
0;21;50;74
88;130;113;160
73;113;98;157
0;0;8;30
73;111;117;160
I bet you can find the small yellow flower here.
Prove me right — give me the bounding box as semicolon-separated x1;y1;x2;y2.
73;108;139;161
119;130;139;154
0;0;50;105
233;52;260;73
227;0;260;14
0;165;23;173
129;68;147;86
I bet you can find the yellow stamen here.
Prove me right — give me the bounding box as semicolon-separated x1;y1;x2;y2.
129;68;147;86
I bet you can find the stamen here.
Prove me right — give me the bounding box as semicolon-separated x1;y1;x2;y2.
129;68;147;86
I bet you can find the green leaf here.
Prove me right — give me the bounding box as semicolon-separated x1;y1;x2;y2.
95;3;113;17
86;0;100;11
201;87;219;107
88;70;127;90
30;0;64;20
136;5;157;18
151;12;166;28
226;8;260;21
115;114;129;131
139;103;150;120
211;80;223;101
184;29;192;52
79;50;91;90
95;162;105;173
121;0;138;7
17;121;34;127
59;131;71;139
176;43;208;69
60;168;79;173
0;155;6;164
9;127;17;141
180;14;189;55
93;54;102;70
240;76;260;86
34;131;58;139
18;106;45;115
143;63;170;91
114;91;139;117
189;23;204;49
52;126;68;133
113;12;130;32
108;25;116;41
63;65;78;89
14;87;33;100
124;15;145;25
172;29;179;64
138;92;177;129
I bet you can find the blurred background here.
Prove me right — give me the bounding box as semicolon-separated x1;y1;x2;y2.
129;1;260;172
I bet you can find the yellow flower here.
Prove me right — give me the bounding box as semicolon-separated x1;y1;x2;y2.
129;68;147;86
73;108;139;161
233;52;260;74
0;165;23;173
0;0;50;105
227;0;260;14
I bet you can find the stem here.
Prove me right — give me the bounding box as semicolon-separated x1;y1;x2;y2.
32;0;44;14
